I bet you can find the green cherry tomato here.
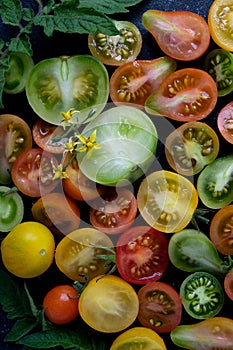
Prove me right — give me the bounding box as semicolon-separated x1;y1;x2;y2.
0;186;24;232
197;154;233;209
4;52;34;94
180;271;224;319
203;49;233;97
76;105;158;186
26;55;109;125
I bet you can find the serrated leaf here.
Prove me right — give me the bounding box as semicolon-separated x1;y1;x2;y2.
4;317;39;342
0;0;22;26
8;34;33;56
43;0;56;14
17;329;91;349
34;8;118;36
78;0;144;14
0;39;5;51
22;8;34;22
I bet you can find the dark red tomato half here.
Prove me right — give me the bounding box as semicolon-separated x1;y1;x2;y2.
217;101;233;144
89;187;137;235
209;204;233;256
116;226;169;284
32;118;68;154
137;281;182;333
11;148;59;197
224;270;233;301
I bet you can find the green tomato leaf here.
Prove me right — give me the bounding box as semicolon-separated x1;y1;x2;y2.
4;317;39;342
78;0;143;14
0;0;22;26
17;329;91;349
8;34;33;56
22;7;35;22
34;8;118;36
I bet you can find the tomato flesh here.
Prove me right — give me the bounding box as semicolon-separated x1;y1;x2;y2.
217;101;233;144
0;186;24;232
224;270;233;301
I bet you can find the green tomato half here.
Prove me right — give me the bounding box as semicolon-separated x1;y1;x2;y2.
76;105;158;186
26;55;109;125
0;186;24;232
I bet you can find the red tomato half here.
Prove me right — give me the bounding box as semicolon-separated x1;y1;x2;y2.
224;270;233;301
145;68;218;122
137;281;182;333
116;226;169;284
89;187;137;235
217;101;233;144
142;10;210;61
11;148;59;197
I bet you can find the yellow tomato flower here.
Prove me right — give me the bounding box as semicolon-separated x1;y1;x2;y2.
51;162;68;180
60;108;79;129
63;136;79;154
76;130;101;158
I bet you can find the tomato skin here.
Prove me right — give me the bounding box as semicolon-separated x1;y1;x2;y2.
0;114;32;185
11;148;59;197
43;285;79;325
137;281;182;333
31;192;80;237
78;275;139;333
209;205;233;256
89;187;137;235
171;317;233;350
116;226;169;284
217;101;233;144
142;10;210;61
145;68;218;122
224;270;233;301
88;20;142;66
109;57;176;108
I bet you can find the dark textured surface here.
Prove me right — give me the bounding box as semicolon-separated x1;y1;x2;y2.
1;1;232;349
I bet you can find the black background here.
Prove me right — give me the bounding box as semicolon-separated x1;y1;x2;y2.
0;0;233;349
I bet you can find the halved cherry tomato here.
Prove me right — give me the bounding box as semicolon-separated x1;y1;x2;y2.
55;228;114;282
217;101;233;144
209;204;233;256
43;285;79;325
78;275;139;333
116;226;169;284
142;10;210;61
109;56;176;107
0;114;32;185
145;68;218;122
0;186;24;232
165;122;219;176
89;187;137;235
11;148;59;197
224;270;233;301
137;170;198;233
137;281;182;333
88;20;142;66
31;192;80;236
32;118;67;154
208;0;233;52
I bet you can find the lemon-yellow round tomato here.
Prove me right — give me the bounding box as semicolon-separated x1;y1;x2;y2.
1;221;55;278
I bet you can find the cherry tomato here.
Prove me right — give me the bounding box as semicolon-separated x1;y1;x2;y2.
32;118;67;154
0;186;24;232
116;226;169;284
55;228;114;282
217;101;233;144
43;285;79;325
171;317;233;349
109;56;176;107
61;153;103;201
137;170;198;233
89;187;137;235
88;20;142;66
137;281;182;333
31;192;80;237
26;55;109;125
110;327;167;350
224;270;233;301
180;272;224;320
208;0;233;52
4;52;34;94
11;148;59;197
142;10;210;61
203;49;233;97
209;205;233;256
165;122;219;176
197;154;233;209
0;114;32;185
78;275;139;333
145;68;218;122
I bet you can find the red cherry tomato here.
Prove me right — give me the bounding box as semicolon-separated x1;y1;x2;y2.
217;101;233;144
224;270;233;301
